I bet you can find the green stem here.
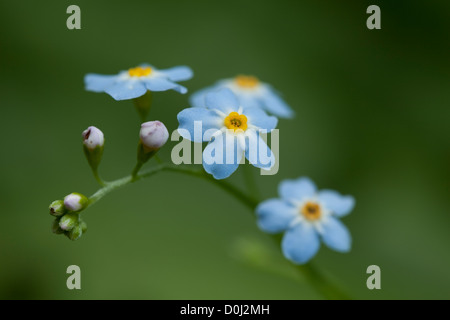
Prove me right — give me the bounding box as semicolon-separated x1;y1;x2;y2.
88;175;132;207
88;165;165;208
85;163;350;299
131;162;144;180
91;168;106;187
159;166;259;209
133;91;152;122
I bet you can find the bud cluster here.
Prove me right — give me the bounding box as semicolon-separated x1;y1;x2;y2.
48;118;170;241
49;193;88;241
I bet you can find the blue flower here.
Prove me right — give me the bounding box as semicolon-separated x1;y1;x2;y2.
256;177;355;264
177;88;278;179
84;64;193;100
190;75;294;118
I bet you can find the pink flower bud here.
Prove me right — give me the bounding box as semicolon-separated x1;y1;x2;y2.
139;121;169;152
82;126;104;150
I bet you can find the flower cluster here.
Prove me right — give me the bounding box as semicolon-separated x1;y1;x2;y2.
49;62;355;268
48;105;170;240
176;73;355;264
177;75;294;179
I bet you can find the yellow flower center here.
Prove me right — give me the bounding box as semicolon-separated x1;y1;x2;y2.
128;66;152;77
235;75;259;88
301;202;322;221
224;112;248;132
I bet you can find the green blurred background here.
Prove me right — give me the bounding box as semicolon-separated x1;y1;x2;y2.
1;0;449;299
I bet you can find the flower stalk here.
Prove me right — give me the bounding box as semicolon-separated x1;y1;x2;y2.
81;163;349;299
133;91;152;122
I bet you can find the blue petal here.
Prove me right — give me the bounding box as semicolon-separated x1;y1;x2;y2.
243;107;278;131
260;87;295;118
321;217;351;252
159;66;193;82
245;129;275;169
177;108;222;142
278;177;317;202
319;190;355;217
256;199;297;233
190;86;215;108
203;132;244;179
205;88;240;114
144;77;187;94
104;80;147;100
237;94;261;109
282;222;320;264
84;74;118;92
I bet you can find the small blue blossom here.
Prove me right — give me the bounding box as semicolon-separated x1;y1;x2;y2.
84;64;193;100
190;75;294;118
177;88;278;179
256;177;355;264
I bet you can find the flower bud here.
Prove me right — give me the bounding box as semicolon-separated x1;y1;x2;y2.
59;213;79;231
52;218;65;234
66;224;83;241
64;193;88;212
49;200;67;217
82;126;104;172
139;121;169;152
82;126;104;150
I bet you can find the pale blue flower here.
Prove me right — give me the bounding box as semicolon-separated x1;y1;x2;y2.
256;177;355;264
177;88;278;179
84;64;193;100
190;75;294;118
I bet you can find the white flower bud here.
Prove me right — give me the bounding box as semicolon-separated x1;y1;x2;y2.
82;126;104;150
139;121;169;152
64;193;88;212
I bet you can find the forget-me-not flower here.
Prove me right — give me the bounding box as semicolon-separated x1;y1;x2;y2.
190;75;294;118
256;177;355;264
84;64;193;100
178;88;277;179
